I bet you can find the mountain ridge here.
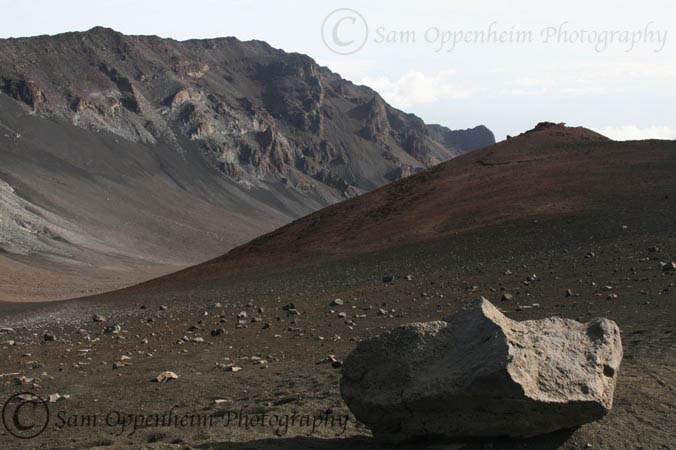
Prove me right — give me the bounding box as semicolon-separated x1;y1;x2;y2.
0;27;494;301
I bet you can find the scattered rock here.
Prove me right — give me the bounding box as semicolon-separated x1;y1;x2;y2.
501;293;513;302
48;393;66;403
155;371;179;383
331;299;345;307
104;324;122;334
341;298;623;442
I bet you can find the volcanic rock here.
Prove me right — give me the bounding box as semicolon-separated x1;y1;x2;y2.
340;298;623;442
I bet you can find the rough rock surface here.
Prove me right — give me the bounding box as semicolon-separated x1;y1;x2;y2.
341;298;623;442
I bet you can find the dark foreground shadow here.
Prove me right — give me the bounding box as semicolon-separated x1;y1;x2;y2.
195;428;576;450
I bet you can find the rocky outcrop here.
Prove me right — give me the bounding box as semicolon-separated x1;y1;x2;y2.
0;28;494;202
341;299;623;443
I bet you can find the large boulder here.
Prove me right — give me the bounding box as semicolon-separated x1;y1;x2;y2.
340;299;623;442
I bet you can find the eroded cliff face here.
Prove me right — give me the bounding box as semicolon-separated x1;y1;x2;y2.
0;27;494;201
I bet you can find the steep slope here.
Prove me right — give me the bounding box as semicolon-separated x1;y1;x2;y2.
150;122;676;286
0;28;493;301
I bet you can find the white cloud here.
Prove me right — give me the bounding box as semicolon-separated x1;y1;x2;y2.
592;125;676;141
316;59;373;82
358;71;472;109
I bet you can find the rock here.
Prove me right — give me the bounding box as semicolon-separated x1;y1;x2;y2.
282;303;295;311
44;333;56;342
237;311;247;319
383;275;394;283
104;324;122;334
113;362;125;370
406;275;414;281
377;308;388;316
155;371;179;383
226;366;242;372
211;328;225;337
48;393;65;403
501;293;513;302
341;298;622;442
331;299;344;307
649;246;659;253
159;305;168;311
0;327;14;333
566;289;574;297
93;314;106;323
287;308;301;316
663;262;676;272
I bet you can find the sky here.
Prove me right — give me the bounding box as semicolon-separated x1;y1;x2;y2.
1;0;675;141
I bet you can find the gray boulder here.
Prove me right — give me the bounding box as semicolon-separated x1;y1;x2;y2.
340;298;622;442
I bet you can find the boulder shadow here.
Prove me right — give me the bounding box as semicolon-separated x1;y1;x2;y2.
195;428;577;449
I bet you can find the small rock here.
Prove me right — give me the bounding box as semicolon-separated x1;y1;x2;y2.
44;333;56;342
155;371;179;383
501;293;514;302
331;299;344;307
104;324;122;334
383;275;395;283
211;329;225;337
226;366;242;372
93;314;106;323
282;303;295;311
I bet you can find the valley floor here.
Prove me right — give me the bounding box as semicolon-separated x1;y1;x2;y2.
1;215;675;449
